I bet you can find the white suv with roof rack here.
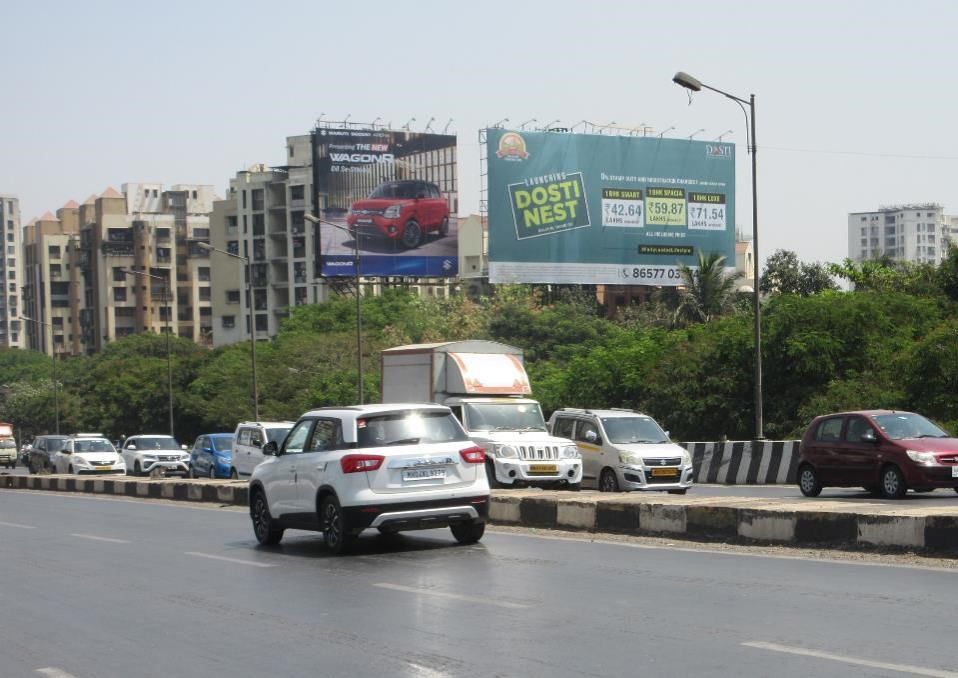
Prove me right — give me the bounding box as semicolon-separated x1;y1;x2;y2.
248;403;490;554
547;408;694;494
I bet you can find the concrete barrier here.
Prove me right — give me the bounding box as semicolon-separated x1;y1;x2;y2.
683;440;801;484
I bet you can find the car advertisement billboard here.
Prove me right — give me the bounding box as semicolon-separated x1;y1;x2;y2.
312;128;458;277
485;128;736;285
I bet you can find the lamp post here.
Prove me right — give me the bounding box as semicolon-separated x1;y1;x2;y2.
197;243;259;420
672;70;763;440
120;268;174;437
303;212;363;404
21;315;59;434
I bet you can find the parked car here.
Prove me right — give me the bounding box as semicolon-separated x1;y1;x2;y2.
26;435;69;473
231;421;294;479
54;434;126;475
0;437;17;468
189;433;234;479
119;434;190;477
798;410;958;499
548;408;694;493
248;403;490;553
346;180;450;249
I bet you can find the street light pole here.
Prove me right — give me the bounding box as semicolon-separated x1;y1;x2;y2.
672;70;763;440
120;268;174;437
303;213;363;404
22;315;59;434
197;243;259;420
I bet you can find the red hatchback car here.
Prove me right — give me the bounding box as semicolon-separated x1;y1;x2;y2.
798;410;958;499
346;180;450;250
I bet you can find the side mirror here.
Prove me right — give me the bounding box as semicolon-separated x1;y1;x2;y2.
585;430;599;444
861;430;877;443
263;441;278;456
59;447;72;455
181;444;187;450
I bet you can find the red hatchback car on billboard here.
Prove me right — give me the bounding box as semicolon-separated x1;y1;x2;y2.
797;410;958;499
346;180;450;250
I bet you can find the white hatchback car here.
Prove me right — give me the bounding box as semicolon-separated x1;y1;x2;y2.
119;434;190;477
54;435;126;475
249;403;490;553
548;408;694;494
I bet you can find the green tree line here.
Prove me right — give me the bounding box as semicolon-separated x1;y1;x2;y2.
5;247;958;444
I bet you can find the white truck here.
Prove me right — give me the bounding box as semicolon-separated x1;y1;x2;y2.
381;341;582;490
0;422;17;468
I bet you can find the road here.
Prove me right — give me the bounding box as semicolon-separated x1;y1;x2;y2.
2;491;957;678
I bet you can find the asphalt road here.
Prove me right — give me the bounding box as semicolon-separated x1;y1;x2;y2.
2;491;957;678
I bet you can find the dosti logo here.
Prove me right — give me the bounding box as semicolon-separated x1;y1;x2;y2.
497;132;529;161
705;144;732;158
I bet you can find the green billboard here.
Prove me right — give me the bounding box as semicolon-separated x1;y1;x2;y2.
486;129;737;284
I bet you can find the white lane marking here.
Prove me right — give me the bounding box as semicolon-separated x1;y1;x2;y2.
185;551;275;568
36;668;80;678
70;533;130;544
0;520;36;529
374;582;529;609
743;641;958;677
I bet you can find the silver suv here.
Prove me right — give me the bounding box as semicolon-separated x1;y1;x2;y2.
548;408;693;494
231;421;294;479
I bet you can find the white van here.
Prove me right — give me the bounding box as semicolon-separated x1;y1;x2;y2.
230;421;294;478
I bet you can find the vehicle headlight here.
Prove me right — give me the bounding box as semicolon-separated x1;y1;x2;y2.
143;455;157;462
906;450;937;465
561;445;580;459
681;450;693;467
74;457;92;467
618;451;642;465
179;454;190;462
495;444;518;459
383;204;401;219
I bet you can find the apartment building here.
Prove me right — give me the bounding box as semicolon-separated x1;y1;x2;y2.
848;204;955;265
0;194;23;348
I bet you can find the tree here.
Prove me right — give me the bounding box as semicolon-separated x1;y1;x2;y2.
760;249;838;296
669;251;743;326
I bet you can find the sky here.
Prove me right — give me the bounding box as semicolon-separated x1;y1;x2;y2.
4;0;958;269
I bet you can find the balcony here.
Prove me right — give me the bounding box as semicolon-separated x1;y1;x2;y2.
102;243;134;257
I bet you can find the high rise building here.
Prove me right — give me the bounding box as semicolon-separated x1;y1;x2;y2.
0;194;23;348
848;204;955;265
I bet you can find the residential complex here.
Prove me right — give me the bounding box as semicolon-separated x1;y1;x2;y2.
848;204;956;265
0;194;23;348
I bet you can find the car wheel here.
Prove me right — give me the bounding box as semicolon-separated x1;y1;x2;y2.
484;459;500;489
134;461;143;477
438;216;449;237
208;465;216;480
880;465;907;499
599;468;620;492
188;465;196;479
401;219;423;249
251;491;284;545
954;487;958;495
798;464;822;497
450;521;485;545
668;488;688;495
230;467;239;480
68;465;74;474
321;496;355;555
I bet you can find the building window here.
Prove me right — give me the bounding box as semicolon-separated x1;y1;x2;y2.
49;264;62;278
198;266;211;281
199;287;211;301
192;190;197;199
222;315;235;329
226;290;240;304
193;228;210;239
113;287;127;302
227;240;239;256
113;267;127;282
290;185;305;200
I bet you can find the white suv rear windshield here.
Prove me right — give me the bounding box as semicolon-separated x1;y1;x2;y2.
356;411;467;448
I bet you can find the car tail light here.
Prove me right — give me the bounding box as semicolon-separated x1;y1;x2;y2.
340;454;385;473
459;446;486;464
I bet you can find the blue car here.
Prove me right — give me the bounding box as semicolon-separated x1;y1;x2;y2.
188;433;234;479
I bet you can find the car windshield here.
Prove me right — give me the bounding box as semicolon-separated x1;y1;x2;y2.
0;439;15;448
44;437;68;449
463;402;547;432
211;435;234;452
265;427;292;445
368;182;419;200
601;416;670;444
356;411;468;448
74;439;115;453
872;413;949;440
131;437;180;450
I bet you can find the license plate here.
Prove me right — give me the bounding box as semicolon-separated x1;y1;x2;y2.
528;464;557;474
952;466;958;478
358;218;373;224
402;467;446;481
651;467;678;477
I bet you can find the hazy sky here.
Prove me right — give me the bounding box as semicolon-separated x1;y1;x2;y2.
4;0;957;268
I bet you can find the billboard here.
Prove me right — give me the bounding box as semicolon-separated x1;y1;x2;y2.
485;129;736;285
312;128;458;277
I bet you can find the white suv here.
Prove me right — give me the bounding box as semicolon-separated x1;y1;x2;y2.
548;408;694;494
248;403;490;553
119;434;190;477
231;421;294;478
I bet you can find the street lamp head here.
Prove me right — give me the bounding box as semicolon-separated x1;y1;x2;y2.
196;242;212;251
673;71;702;91
303;213;321;225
